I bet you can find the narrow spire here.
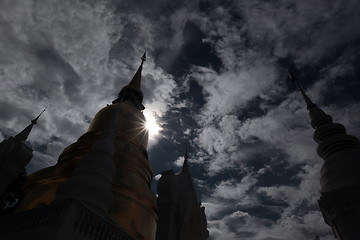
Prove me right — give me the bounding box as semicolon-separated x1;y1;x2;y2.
182;148;190;173
112;52;146;110
31;108;46;124
15;109;45;142
288;71;316;109
128;51;146;91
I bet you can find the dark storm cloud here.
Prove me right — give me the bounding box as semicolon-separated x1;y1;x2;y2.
33;47;82;102
235;0;360;65
0;100;24;123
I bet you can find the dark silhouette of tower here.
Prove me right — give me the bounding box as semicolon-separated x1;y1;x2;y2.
289;72;360;240
156;150;209;240
0;109;44;212
0;53;157;240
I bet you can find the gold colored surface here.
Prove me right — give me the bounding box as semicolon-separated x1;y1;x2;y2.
88;103;149;149
17;102;157;240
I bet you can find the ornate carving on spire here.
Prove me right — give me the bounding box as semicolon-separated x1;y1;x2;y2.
113;52;146;110
15;109;45;142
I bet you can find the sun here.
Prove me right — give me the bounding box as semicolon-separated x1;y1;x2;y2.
143;111;161;139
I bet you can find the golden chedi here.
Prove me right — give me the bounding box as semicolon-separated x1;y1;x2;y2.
17;53;157;240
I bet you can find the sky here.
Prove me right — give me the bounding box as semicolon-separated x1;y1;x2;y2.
1;0;360;239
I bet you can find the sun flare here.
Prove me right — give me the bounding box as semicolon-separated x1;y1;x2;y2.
143;111;161;139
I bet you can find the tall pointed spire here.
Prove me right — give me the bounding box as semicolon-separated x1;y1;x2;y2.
288;72;332;128
128;51;146;91
182;148;190;173
113;52;146;110
15;109;45;142
9;53;157;240
289;71;360;239
288;71;316;109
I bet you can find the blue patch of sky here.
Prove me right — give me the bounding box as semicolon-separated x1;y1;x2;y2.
168;22;223;77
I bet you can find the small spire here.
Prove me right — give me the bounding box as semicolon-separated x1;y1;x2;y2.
31;108;46;124
15;109;45;142
128;51;146;91
182;148;190;173
113;52;147;109
141;51;146;62
288;71;316;109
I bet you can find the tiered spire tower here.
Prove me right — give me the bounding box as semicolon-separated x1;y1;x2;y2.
2;53;157;240
0;109;44;212
289;72;360;239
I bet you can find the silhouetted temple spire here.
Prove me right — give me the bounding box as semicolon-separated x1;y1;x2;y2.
288;71;316;110
15;109;45;142
1;53;156;240
288;72;333;129
113;52;146;110
289;71;360;239
182;148;190;173
157;147;209;240
128;52;146;91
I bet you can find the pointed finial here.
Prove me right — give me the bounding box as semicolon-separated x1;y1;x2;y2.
182;148;190;173
141;51;146;63
288;71;316;109
112;52;146;109
15;109;45;142
126;52;146;94
31;108;46;124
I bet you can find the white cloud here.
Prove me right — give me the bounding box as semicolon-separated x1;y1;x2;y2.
206;205;335;240
231;0;360;65
0;0;179;167
187;1;359;238
191;59;282;120
1;0;359;239
173;155;185;167
154;174;161;181
202;201;227;220
212;175;257;200
258;161;322;204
